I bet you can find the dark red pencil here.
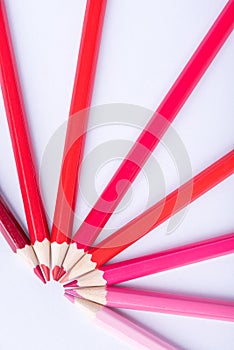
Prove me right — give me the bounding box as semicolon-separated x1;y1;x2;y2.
0;192;46;283
0;0;51;280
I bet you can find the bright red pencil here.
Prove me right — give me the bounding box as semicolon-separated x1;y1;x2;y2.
51;0;107;280
61;0;234;275
0;192;46;283
61;150;234;283
0;0;50;280
64;233;234;288
67;286;234;323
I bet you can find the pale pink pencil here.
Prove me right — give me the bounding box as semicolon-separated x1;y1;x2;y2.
65;294;179;350
67;286;234;323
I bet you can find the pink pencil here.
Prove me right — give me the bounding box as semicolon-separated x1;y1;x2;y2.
67;286;234;323
65;294;179;350
64;233;234;288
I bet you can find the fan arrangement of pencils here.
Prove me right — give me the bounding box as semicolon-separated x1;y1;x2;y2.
0;1;233;349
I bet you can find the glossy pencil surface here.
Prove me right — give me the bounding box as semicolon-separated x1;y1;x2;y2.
61;150;234;283
90;151;234;264
65;295;179;350
61;0;234;276
0;0;50;280
71;0;234;250
51;0;107;280
64;233;234;288
68;286;234;322
0;192;45;283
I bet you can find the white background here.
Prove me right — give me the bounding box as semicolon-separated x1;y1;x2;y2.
0;1;234;349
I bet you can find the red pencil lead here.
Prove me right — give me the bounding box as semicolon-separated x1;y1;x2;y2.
52;266;62;281
63;280;78;289
33;266;46;284
41;265;50;282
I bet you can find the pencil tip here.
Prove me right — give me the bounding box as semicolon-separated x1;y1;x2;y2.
60;273;69;284
34;266;46;284
41;264;50;282
52;266;61;281
64;289;78;297
64;292;75;303
63;280;78;288
57;266;66;280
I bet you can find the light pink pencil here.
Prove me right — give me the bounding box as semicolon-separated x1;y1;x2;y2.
65;294;179;350
67;286;234;323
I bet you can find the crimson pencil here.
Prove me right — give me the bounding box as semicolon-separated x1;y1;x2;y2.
0;0;50;280
61;150;234;283
62;0;234;275
51;0;107;280
65;295;179;350
67;286;234;323
64;233;234;288
0;192;46;283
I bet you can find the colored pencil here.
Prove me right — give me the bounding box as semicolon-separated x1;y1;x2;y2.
64;233;234;288
64;294;179;350
61;150;234;283
51;0;107;281
0;0;50;280
66;286;234;323
0;192;46;283
61;0;234;276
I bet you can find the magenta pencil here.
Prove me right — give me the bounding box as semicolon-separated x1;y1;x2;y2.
67;286;234;323
64;233;234;288
65;294;179;350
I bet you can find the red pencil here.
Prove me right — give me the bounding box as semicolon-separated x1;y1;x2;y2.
0;0;50;280
65;295;180;350
64;233;234;288
67;286;234;323
61;150;234;283
51;0;107;280
61;0;234;275
0;192;46;283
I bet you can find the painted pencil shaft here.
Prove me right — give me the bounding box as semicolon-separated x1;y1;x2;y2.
61;0;234;275
102;233;234;285
64;233;234;287
0;193;46;283
65;295;179;350
72;286;234;322
61;150;234;283
0;193;29;252
0;0;50;280
71;0;234;249
51;0;107;280
89;151;234;263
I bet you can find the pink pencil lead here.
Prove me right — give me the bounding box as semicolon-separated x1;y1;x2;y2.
64;289;79;297
64;293;75;304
